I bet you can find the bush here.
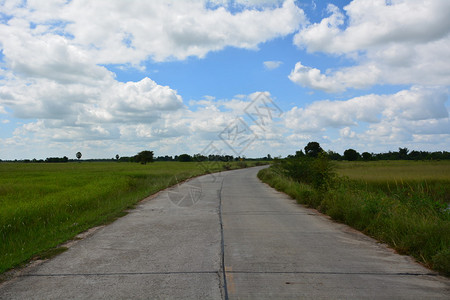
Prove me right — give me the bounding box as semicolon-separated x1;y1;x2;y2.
273;153;335;189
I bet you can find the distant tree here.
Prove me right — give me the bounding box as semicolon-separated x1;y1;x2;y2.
361;152;372;161
76;152;82;161
399;147;409;160
327;150;342;161
135;150;154;164
295;150;305;157
46;156;69;163
224;155;234;161
193;153;208;162
115;154;120;161
304;142;324;158
178;153;192;162
344;149;360;161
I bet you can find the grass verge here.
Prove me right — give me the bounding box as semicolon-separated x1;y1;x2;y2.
258;161;450;276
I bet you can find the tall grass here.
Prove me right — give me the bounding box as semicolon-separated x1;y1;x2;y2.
258;160;450;275
0;161;262;274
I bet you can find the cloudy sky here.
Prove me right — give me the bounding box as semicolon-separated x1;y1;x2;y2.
0;0;449;160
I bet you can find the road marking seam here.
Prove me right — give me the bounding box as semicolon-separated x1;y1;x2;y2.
20;271;219;277
225;271;438;276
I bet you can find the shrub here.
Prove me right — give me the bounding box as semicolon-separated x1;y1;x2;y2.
273;153;335;189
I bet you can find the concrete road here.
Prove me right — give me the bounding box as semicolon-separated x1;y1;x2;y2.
221;167;450;299
1;166;449;299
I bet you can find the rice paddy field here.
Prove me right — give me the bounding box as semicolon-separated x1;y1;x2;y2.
335;160;450;203
258;160;450;275
336;160;450;183
0;161;258;274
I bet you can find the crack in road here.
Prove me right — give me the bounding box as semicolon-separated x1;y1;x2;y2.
217;178;229;300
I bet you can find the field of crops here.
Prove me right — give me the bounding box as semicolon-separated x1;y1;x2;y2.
0;161;257;274
335;160;450;182
258;160;450;275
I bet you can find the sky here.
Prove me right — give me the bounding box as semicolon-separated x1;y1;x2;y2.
0;0;449;160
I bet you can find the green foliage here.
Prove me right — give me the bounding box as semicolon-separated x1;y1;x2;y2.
361;152;372;161
344;148;360;161
304;141;324;158
273;153;335;189
258;161;450;276
178;153;192;162
134;150;154;164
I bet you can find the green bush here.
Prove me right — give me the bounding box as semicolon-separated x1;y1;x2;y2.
273;153;335;189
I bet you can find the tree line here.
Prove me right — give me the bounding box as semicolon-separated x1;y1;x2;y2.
1;144;448;163
289;142;450;161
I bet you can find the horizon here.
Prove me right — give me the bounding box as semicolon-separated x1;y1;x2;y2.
1;0;449;160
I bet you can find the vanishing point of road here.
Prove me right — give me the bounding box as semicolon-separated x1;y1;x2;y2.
1;166;449;299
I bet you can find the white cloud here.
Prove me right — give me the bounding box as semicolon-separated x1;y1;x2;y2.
0;105;7;114
294;1;450;54
285;86;448;132
288;61;381;92
339;127;356;139
263;60;282;70
283;86;449;152
0;0;305;64
291;0;450;91
0;0;308;159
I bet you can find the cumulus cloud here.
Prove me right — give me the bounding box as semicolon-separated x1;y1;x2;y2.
291;0;450;91
284;86;449;152
294;1;450;54
0;0;309;159
285;86;448;132
0;76;182;123
263;60;283;70
0;0;305;64
288;61;381;92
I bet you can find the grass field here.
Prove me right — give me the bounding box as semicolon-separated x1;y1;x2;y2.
336;160;450;183
335;160;450;203
0;160;261;274
258;160;450;275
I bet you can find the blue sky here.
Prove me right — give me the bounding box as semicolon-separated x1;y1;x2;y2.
0;0;449;159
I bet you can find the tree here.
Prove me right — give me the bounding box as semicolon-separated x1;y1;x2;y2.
344;149;360;161
76;152;82;161
327;150;342;161
295;150;305;157
135;150;154;164
304;142;323;158
178;153;192;162
361;152;372;161
399;147;409;160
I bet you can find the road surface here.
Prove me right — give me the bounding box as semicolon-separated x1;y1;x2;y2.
1;166;449;299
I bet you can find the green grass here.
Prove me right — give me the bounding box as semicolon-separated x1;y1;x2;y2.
0;161;263;274
258;160;450;275
335;160;450;203
335;160;450;182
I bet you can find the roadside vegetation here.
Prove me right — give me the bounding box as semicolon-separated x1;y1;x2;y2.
258;144;450;276
0;160;265;274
